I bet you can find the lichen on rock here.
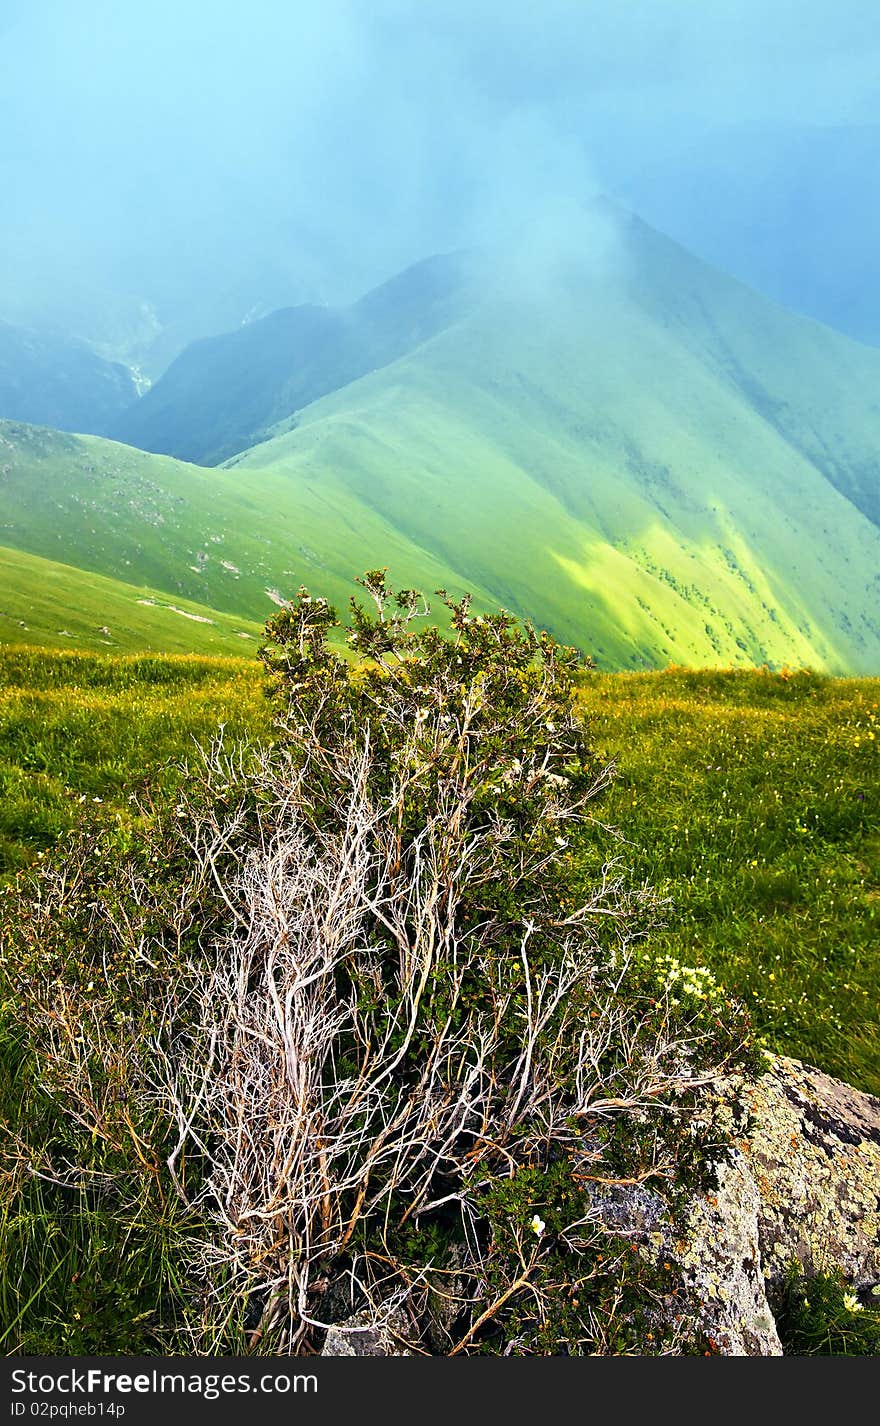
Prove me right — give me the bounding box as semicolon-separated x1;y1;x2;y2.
584;1054;879;1355
744;1054;880;1293
321;1306;414;1356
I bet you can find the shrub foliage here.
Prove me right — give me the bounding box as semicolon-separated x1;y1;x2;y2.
2;574;756;1353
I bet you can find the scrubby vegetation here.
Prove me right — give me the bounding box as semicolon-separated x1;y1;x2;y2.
0;598;876;1354
774;1263;880;1355
1;580;762;1354
2;649;877;1092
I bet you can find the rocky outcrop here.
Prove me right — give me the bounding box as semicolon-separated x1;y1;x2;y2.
676;1150;784;1354
575;1054;879;1355
743;1055;880;1291
663;1054;880;1354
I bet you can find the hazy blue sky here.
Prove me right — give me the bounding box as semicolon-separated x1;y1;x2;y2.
2;0;878;355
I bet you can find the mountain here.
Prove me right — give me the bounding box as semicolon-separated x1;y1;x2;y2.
112;253;479;463
216;215;880;672
617;123;880;349
0;320;138;435
4;210;880;673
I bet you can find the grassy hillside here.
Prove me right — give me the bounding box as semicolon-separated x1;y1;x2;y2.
0;545;265;655
0;419;498;640
0;318;136;435
4;215;880;672
226;216;880;671
1;649;876;1094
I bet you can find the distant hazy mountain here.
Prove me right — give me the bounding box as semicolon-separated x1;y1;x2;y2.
112;252;478;463
0;320;138;435
617;123;880;348
3;210;880;672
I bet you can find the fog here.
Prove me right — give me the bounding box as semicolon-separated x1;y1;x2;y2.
2;0;878;368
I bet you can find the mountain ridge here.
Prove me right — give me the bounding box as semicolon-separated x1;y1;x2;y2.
112;250;478;464
3;212;880;673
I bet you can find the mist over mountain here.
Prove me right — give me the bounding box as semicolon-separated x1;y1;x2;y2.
2;2;879;672
4;208;880;673
618;122;880;347
113;251;480;463
2;3;879;369
111;207;880;530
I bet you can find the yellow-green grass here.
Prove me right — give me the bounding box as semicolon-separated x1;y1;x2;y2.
0;545;266;655
0;649;876;1092
0;647;269;874
577;667;880;1094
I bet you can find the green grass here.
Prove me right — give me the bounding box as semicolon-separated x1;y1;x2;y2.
0;544;266;655
0;649;876;1354
578;666;880;1094
0;419;497;648
0;1012;201;1355
774;1262;880;1355
0;647;269;875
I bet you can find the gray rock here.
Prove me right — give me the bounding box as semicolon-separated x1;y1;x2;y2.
586;1155;783;1355
743;1054;880;1291
586;1054;879;1354
676;1151;783;1354
321;1306;413;1356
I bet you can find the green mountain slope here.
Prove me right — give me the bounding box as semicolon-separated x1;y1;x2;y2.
0;319;137;436
217;214;880;672
0;544;265;654
0;420;496;640
3;212;880;672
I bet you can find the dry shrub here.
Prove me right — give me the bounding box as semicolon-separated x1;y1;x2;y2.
5;573;756;1353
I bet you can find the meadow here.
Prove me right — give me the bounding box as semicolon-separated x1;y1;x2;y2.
578;667;879;1094
1;646;876;1092
0;647;268;875
0;644;877;1353
0;544;266;658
